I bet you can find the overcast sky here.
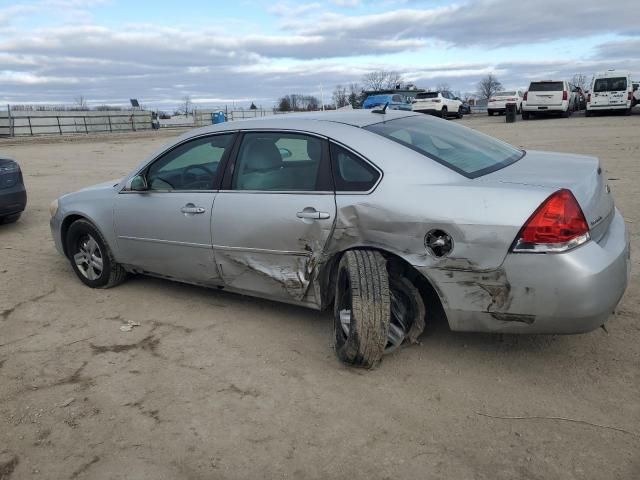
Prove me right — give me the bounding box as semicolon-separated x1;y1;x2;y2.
1;0;639;109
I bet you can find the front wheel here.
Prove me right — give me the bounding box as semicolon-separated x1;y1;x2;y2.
440;107;448;118
66;219;127;288
0;213;21;224
488;110;494;116
456;107;463;119
522;111;530;120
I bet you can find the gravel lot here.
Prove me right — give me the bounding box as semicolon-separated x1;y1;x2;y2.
1;112;638;479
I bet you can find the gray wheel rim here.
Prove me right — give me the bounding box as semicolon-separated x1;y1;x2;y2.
339;288;409;354
73;234;103;281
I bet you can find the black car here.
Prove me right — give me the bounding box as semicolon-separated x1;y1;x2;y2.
0;157;27;224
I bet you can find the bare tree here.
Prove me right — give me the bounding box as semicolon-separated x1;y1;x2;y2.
436;83;451;93
74;95;88;111
572;73;588;91
348;83;363;108
477;74;503;100
362;70;403;92
332;85;349;108
182;95;192;116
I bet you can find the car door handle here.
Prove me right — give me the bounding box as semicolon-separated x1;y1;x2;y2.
296;208;330;220
181;204;206;214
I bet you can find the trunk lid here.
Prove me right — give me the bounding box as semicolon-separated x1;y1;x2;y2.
480;150;614;241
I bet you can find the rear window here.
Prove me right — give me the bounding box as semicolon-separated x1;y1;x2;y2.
364;115;523;179
416;92;439;99
593;77;627;92
496;91;516;96
528;82;563;92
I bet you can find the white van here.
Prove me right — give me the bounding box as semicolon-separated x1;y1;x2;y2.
586;70;633;116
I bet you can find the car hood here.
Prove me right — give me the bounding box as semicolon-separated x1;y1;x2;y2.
78;179;122;192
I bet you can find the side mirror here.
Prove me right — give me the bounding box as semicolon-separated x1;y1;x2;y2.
128;174;148;191
278;147;292;159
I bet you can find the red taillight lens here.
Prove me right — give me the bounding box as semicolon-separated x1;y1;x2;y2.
508;97;517;101
523;91;528;101
587;93;591;103
513;189;590;253
562;90;568;101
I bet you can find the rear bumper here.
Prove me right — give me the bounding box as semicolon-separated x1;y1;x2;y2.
413;108;441;115
587;103;630;111
419;209;630;334
522;104;566;113
0;185;27;217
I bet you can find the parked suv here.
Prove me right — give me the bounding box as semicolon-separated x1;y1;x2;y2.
522;80;576;119
487;91;524;115
586;70;633;116
412;91;463;118
0;157;27;224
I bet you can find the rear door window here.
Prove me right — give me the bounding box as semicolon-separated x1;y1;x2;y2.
232;132;330;191
330;143;380;192
594;77;627;92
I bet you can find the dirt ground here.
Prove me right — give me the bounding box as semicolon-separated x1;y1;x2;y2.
1;113;638;480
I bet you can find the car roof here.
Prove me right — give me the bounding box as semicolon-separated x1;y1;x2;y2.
185;109;421;138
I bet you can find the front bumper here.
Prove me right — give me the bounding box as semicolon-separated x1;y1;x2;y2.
50;212;65;256
0;185;27;217
420;209;630;334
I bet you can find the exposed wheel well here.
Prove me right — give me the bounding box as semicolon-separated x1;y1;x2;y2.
320;248;446;326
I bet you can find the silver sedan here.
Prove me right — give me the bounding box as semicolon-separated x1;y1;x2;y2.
50;110;630;367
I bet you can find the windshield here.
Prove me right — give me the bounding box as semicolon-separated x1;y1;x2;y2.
416;92;439;99
496;91;516;96
529;82;563;92
594;77;627;92
364;115;524;178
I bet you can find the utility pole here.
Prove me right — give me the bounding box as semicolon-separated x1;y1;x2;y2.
320;85;325;111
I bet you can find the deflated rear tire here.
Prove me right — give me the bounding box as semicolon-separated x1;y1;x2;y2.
66;219;127;289
334;250;390;368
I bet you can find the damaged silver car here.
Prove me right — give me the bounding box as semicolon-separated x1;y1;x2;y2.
50;110;630;367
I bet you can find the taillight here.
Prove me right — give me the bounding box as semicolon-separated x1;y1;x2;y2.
508;97;517;101
587;93;591;103
512;189;590;253
433;99;441;103
523;91;528;101
562;90;568;101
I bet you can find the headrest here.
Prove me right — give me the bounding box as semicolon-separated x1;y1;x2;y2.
242;138;282;171
306;139;322;162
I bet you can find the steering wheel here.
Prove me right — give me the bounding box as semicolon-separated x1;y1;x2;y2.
182;164;213;189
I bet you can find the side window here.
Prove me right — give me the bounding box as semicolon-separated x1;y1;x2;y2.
233;132;326;191
392;95;402;103
146;134;234;191
330;143;380;192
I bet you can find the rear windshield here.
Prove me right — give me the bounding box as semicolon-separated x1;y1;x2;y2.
364;115;524;178
528;82;563;92
416;92;439;99
593;77;627;92
496;91;516;96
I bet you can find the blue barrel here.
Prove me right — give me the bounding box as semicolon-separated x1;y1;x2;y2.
212;111;226;124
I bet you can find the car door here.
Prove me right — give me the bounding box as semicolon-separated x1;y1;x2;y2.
114;133;236;285
211;131;336;305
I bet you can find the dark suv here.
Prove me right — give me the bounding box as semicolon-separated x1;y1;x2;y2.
0;157;27;224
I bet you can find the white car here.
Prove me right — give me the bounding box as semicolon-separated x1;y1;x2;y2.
412;91;463;118
586;70;634;116
487;90;524;115
522;80;576;119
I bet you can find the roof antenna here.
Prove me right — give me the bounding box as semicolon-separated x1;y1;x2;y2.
372;102;389;114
